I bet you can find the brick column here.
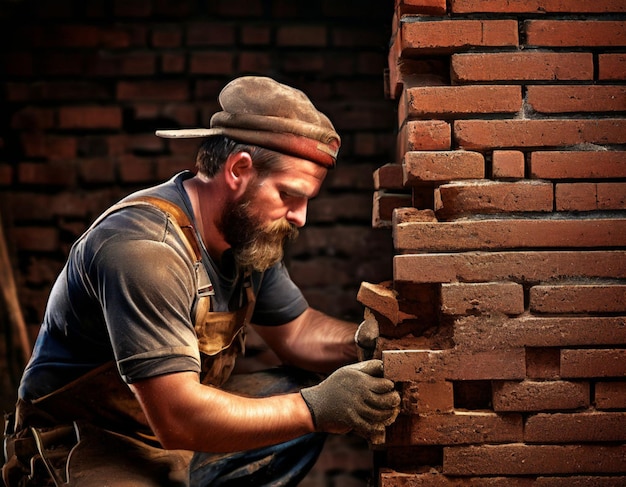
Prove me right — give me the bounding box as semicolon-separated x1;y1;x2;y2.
365;0;626;484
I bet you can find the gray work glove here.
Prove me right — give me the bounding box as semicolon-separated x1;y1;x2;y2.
300;359;400;440
355;313;379;361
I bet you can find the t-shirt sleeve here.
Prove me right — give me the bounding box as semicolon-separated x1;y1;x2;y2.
90;228;201;383
251;261;309;326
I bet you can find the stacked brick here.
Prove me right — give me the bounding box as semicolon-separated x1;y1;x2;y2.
365;0;626;485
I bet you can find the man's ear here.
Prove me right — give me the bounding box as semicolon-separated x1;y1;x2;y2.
224;151;255;195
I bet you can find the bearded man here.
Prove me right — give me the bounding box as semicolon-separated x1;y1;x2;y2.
2;76;400;487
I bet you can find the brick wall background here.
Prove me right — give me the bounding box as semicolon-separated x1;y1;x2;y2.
364;0;626;485
0;1;395;485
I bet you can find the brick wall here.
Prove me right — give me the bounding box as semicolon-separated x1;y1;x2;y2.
364;0;626;485
0;1;394;485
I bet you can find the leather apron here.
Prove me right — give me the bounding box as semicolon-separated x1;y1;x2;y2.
2;196;255;486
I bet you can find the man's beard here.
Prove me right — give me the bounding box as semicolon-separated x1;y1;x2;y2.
218;188;299;272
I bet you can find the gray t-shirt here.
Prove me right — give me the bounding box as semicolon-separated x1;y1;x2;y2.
19;171;308;401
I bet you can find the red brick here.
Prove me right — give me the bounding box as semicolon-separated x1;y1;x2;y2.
383;349;526;382
0;164;13;185
374;164;405;190
238;51;272;73
531;284;626;314
526;20;626;47
400;381;454;415
493;380;589;412
527;85;626;113
397;121;451;160
454;316;626;351
454;119;626;150
11;107;55;130
387;411;523;446
118;155;157;183
161;53;185;73
189;52;234;74
241;25;271;45
13;227;59;252
18;162;76;186
116;81;188;101
596;382;626;410
558;180;626;210
451;0;626;13
526;348;560;380
400;20;518;54
530;151;626;179
187;23;235;46
151;26;182;48
393;251;626;283
526;412;626;443
492;150;525;179
396;0;447;16
451;52;593;82
114;0;152;17
435;181;553;219
441;282;524;316
444;444;626;475
397;219;626;252
59;106;122;129
21;134;77;161
599;53;626;80
403;151;484;184
561;349;626;378
402;85;522;119
276;26;326;47
373;191;413;227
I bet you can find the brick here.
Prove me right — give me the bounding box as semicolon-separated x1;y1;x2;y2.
556;182;626;211
561;349;626;378
383;349;526;382
116;81;188;101
397;218;626;253
531;284;626;314
402;85;522;119
151;26;182;48
18;162;76;186
451;0;626;13
397;121;451;161
114;0;152;17
444;444;626;475
396;0;447;16
596;382;626;410
527;86;626;113
599;53;626;80
530;151;626;179
394;251;626;283
387;411;523;446
373;191;413;227
399;20;518;54
161;53;185;73
435;181;553;219
403;151;484;184
451;53;593;82
454;119;626;150
59;106;122;129
526;412;626;443
454;316;626;351
526;348;560;380
526;20;626;47
21;134;77;161
357;281;400;326
241;25;271;45
11;107;55;130
276;26;326;47
441;282;524;316
187;23;235;46
492;150;525;179
13;227;59;252
493;380;589;412
400;381;454;415
189;52;234;74
374;164;405;190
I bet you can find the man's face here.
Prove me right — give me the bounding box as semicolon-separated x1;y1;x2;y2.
219;155;327;272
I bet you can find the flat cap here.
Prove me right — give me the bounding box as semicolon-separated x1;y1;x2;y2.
156;76;340;168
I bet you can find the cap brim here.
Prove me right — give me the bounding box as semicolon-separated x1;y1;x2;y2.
155;128;224;138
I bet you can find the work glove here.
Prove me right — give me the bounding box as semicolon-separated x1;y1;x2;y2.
355;312;379;361
300;359;400;441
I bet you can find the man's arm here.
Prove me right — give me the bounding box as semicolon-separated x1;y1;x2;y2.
252;307;358;373
129;371;315;452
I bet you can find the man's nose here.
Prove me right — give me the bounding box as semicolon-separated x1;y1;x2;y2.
286;201;307;228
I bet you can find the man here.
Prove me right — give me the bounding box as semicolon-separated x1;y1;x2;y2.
2;76;400;486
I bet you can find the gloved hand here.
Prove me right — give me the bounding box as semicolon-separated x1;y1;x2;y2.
355;312;379;361
300;359;400;440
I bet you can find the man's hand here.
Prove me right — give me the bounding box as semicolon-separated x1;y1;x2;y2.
355;312;379;361
300;359;400;441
